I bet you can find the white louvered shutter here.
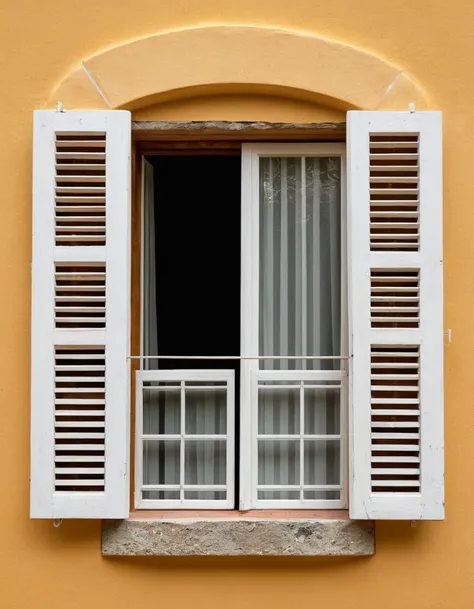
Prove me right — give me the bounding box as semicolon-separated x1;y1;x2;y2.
347;111;444;520
31;110;131;518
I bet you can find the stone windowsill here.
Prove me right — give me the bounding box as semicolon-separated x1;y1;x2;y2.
102;511;375;556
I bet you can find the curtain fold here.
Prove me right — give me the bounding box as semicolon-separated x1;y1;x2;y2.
258;156;341;499
143;159;158;372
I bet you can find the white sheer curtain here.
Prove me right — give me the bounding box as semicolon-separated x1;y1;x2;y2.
258;157;341;500
141;159;227;502
142;159;158;372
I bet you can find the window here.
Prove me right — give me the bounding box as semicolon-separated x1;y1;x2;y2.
30;110;445;521
135;144;347;510
241;145;347;510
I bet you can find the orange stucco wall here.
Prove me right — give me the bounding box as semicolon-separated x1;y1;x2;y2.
1;1;473;607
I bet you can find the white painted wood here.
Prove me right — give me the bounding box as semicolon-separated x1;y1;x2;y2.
135;369;235;509
347;111;444;520
240;143;347;510
249;370;347;509
31;110;131;519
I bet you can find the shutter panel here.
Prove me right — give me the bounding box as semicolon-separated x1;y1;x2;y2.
31;110;131;518
347;111;444;520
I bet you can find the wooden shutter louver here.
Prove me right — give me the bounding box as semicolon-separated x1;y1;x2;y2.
55;133;106;246
348;111;444;520
370;346;420;492
55;264;106;328
369;133;419;251
31;111;131;519
55;346;106;491
370;270;420;329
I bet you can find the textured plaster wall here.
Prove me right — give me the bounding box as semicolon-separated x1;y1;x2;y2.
132;95;346;123
0;0;473;608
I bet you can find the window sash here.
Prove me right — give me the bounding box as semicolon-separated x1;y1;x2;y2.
251;369;347;509
135;369;235;510
240;143;348;510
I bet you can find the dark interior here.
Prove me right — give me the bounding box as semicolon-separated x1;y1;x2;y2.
150;154;241;368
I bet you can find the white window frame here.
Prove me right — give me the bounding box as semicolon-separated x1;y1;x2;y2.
240;143;348;510
135;369;235;510
136;159;235;509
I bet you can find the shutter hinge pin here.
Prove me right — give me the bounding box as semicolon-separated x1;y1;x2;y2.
56;101;64;113
409;103;416;113
53;518;63;528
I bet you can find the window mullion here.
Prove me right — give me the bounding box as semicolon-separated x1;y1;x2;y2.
300;381;304;502
301;156;307;371
180;380;185;504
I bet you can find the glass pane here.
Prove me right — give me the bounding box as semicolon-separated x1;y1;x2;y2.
143;440;180;485
258;387;299;435
258;440;300;485
184;440;226;485
304;388;340;435
259;156;341;371
304;490;340;500
304;440;340;485
143;388;180;435
142;490;180;500
185;389;226;435
258;491;300;500
184;491;226;500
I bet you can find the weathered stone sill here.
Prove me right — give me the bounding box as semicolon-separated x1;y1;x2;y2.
102;517;375;556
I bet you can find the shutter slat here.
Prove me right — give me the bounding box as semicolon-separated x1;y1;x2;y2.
372;444;420;452
56;164;105;171
55;196;106;203
371;480;420;487
56;297;106;302
56;139;106;148
55;387;105;393
371;374;419;380
371;432;420;439
56;206;106;213
370;176;419;183
55;399;105;405
56;410;104;416
56;175;105;183
55;480;105;487
371;421;420;428
54;444;105;451
55;433;106;439
55;422;105;428
56;152;106;160
371;306;419;312
55;468;105;474
55;306;105;313
371;211;419;218
56;216;106;224
371;468;420;475
56;455;105;462
371;297;419;302
370;153;418;159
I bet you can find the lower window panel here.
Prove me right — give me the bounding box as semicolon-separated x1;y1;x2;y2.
136;370;235;509
135;369;347;510
250;370;347;509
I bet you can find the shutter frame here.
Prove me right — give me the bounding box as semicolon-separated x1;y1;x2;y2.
347;111;444;520
31;110;131;518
